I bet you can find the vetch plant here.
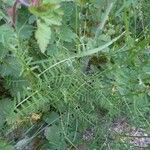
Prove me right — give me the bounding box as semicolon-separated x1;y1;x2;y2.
0;0;149;149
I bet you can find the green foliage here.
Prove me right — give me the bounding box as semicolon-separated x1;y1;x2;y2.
0;140;13;150
0;0;149;149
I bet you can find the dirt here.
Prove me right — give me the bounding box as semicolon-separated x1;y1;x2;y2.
110;118;150;148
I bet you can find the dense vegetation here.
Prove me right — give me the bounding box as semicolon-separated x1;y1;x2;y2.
0;0;149;149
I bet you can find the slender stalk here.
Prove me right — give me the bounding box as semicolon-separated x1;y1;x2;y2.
95;2;114;40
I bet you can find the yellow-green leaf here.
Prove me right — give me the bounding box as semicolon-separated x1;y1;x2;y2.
35;20;51;53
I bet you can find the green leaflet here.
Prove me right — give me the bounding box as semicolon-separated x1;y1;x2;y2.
35;20;51;53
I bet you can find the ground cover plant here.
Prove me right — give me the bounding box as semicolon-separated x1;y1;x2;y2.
0;0;149;149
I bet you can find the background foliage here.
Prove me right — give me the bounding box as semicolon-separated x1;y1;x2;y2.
0;0;149;149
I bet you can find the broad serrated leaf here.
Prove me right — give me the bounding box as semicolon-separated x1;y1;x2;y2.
43;111;59;124
18;24;34;40
35;20;51;53
29;2;63;26
0;57;22;77
0;24;15;44
44;125;67;150
44;125;61;144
